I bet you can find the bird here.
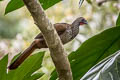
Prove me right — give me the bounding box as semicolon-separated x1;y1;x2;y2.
8;17;88;70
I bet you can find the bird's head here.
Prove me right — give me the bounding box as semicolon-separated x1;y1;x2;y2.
72;17;88;26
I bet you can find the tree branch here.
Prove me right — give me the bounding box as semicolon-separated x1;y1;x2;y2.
22;0;73;80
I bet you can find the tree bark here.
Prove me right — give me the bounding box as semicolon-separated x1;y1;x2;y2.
22;0;73;80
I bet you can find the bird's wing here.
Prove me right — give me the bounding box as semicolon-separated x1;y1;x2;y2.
35;23;70;39
54;23;70;33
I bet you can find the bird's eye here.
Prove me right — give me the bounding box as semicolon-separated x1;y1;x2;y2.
81;19;85;22
80;18;88;25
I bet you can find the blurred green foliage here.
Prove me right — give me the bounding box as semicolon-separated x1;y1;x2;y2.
0;16;21;39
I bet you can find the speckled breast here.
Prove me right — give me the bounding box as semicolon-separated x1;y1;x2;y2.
60;27;73;44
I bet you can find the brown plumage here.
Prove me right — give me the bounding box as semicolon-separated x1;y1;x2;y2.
9;17;87;70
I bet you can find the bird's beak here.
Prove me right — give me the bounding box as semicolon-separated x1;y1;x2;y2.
80;20;88;25
83;20;88;24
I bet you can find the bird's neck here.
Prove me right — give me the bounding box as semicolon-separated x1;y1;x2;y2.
71;22;80;39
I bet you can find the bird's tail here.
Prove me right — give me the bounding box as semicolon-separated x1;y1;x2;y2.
8;41;38;70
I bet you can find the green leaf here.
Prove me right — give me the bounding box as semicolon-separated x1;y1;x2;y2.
116;13;120;26
10;53;21;64
5;0;62;14
7;51;45;80
5;0;24;14
39;0;61;10
50;26;120;80
81;50;120;80
0;55;8;80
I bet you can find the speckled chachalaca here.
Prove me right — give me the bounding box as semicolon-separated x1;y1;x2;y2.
9;17;87;70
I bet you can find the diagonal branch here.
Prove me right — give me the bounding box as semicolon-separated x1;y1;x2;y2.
22;0;73;80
